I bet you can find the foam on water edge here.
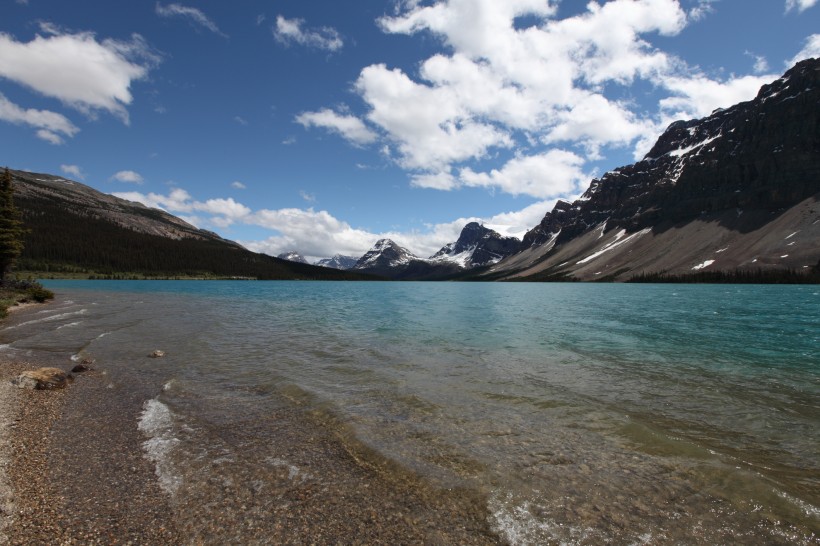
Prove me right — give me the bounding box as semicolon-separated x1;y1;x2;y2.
488;490;595;546
137;398;182;495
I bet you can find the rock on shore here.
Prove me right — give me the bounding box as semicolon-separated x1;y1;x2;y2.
13;368;72;390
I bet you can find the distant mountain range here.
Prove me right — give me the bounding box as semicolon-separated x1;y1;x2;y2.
7;59;819;282
315;254;358;270
349;222;519;279
10;170;375;281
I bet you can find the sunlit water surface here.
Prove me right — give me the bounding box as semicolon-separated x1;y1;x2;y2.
2;281;818;544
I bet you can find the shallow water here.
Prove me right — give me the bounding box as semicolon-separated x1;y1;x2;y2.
2;281;818;544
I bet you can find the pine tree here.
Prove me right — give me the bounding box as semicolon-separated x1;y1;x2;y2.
0;168;26;282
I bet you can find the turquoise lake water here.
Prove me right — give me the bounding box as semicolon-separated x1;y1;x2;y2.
3;281;818;544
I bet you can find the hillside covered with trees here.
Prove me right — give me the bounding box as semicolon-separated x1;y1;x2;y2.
10;169;376;281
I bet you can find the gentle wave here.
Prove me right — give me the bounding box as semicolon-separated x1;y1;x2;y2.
137;398;182;496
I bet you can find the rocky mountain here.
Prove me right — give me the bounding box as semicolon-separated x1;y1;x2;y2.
483;58;820;282
277;251;309;264
430;222;519;268
10;169;375;281
315;254;358;270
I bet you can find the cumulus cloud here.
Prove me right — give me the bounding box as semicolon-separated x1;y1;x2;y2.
790;34;820;66
231;181;246;189
659;73;775;121
295;108;377;146
785;0;818;12
110;170;144;184
298;0;781;201
156;3;227;37
0;26;158;123
0;93;79;144
60;164;85;179
458;150;589;198
273;15;343;51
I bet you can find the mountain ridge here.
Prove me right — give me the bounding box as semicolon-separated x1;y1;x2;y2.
484;58;820;281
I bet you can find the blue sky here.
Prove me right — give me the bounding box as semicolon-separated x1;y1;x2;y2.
1;0;818;262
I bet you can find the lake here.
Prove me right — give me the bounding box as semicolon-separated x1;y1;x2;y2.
2;281;818;544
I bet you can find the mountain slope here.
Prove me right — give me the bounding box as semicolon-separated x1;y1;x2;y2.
485;58;820;281
11;170;376;280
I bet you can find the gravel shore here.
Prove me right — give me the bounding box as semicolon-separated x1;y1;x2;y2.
0;357;502;545
0;359;180;545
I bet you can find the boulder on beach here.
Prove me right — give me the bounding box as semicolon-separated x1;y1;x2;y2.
13;368;72;390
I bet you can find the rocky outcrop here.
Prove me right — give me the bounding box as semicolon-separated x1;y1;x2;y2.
13;368;72;390
491;58;820;281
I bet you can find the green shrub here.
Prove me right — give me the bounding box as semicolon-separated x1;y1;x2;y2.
25;284;54;302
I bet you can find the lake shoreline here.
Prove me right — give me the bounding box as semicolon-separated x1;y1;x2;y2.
0;321;502;544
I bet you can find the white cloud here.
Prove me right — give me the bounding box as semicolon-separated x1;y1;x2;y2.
60;164;85;179
233;116;248;126
688;0;716;21
295;108;377;146
790;34;820;66
231;181;246;189
156;3;227;37
114;188;250;228
745;51;770;74
296;0;789;203
458;150;589;198
301;0;723;198
356;63;513;171
110;170;144;184
273;15;343;51
659;73;775;121
0;93;79;144
785;0;818;13
0;27;157;123
299;190;316;203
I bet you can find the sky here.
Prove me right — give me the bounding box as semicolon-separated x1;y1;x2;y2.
1;0;819;262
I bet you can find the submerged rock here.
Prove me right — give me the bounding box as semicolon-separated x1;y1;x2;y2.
148;350;166;358
13;368;72;390
71;358;95;373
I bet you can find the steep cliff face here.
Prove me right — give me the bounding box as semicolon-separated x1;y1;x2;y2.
495;58;820;281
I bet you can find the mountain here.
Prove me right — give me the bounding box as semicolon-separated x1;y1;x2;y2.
315;254;358;270
482;58;820;282
10;169;375;281
277;251;309;264
429;222;519;268
353;223;520;280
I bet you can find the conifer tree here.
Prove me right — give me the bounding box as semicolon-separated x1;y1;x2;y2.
0;168;25;281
